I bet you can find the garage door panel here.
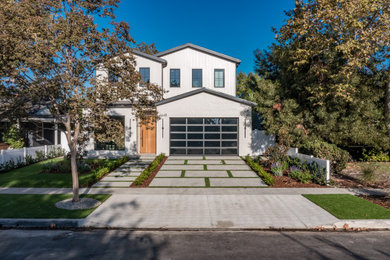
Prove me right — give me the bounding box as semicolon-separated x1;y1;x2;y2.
169;117;238;156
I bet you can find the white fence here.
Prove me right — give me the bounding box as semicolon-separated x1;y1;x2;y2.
287;148;330;181
0;145;63;165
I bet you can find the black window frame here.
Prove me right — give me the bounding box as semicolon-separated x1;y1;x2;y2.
108;68;119;83
192;69;202;88
139;67;150;85
170;69;180;88
214;69;225;88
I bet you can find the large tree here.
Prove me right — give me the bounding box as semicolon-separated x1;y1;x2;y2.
242;0;390;152
0;0;163;202
276;0;390;134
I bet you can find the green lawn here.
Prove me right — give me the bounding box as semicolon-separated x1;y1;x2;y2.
303;194;390;219
0;158;110;188
0;194;110;218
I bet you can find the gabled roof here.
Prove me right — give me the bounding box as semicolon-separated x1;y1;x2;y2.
132;50;167;64
155;43;241;64
155;88;256;106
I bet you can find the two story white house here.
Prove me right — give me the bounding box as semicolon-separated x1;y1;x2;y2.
87;43;258;157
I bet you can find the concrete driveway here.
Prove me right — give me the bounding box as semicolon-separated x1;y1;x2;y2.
149;156;267;188
81;192;339;229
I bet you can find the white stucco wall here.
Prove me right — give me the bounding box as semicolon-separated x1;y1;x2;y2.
96;53;163;87
159;48;237;98
156;92;252;156
86;107;137;158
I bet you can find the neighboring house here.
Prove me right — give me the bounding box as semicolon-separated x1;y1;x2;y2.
0;107;66;150
86;43;257;157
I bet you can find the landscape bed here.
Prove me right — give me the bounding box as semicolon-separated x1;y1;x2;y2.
0;194;111;218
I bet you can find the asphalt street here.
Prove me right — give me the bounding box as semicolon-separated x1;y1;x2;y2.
1;229;390;259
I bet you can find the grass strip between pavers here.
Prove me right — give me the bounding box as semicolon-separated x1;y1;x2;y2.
227;170;233;178
203;165;207;170
0;194;110;219
303;194;390;219
181;170;186;177
205;177;210;187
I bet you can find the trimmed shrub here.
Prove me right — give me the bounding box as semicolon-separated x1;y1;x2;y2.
360;149;390;162
299;139;349;174
245;156;274;186
133;154;165;186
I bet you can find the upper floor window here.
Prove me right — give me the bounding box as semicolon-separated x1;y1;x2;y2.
192;69;202;88
170;69;180;88
139;67;150;85
214;69;224;88
108;69;119;83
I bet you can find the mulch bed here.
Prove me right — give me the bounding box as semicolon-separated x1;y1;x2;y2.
272;175;325;188
130;156;167;188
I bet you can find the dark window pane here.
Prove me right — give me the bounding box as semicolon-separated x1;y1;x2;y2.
170;69;180;87
188;126;203;132
222;149;237;155
205;149;220;155
222;126;237;132
188;141;203;147
188;149;203;154
188;118;203;124
171;141;186;147
170;149;186;155
108;69;119;82
171;126;186;132
222;118;237;124
192;69;202;88
205;126;220;132
205;141;220;147
188;133;203;139
205;118;220;125
205;134;220;139
170;133;185;139
222;133;237;139
222;141;237;147
139;68;150;85
171;118;186;124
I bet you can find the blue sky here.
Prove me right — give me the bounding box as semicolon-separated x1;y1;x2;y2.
112;0;295;73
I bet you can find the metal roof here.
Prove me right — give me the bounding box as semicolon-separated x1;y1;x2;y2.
155;88;256;106
155;43;241;64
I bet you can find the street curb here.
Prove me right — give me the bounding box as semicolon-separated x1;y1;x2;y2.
0;218;81;228
1;219;390;231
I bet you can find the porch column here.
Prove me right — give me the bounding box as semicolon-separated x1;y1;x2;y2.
54;123;58;145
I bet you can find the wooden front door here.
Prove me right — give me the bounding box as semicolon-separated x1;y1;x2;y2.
140;118;156;154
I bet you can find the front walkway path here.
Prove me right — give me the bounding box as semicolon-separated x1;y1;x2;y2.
149;156;267;188
91;156;155;188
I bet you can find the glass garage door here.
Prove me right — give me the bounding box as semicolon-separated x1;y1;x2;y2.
170;118;238;155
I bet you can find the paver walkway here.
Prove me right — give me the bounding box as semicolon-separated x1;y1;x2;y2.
149;156;267;188
92;156;155;188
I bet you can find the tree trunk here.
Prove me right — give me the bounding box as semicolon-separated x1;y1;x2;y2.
70;144;80;202
386;66;390;138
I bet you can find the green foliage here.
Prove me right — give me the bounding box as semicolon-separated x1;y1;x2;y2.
240;0;390;154
2;125;24;149
287;157;328;185
289;170;312;184
361;149;390;162
245;156;275;185
299;139;349;174
133;154;165;186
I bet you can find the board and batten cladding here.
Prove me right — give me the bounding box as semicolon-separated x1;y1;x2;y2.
156;92;252;156
159;48;237;98
95;53;163;87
